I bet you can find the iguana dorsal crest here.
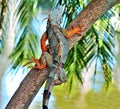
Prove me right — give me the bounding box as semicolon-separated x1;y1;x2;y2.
49;5;64;25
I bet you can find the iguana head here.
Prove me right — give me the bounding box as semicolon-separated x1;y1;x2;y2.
48;5;64;25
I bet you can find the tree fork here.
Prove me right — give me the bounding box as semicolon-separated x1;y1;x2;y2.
5;0;120;109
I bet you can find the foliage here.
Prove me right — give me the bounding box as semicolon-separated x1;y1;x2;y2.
112;3;120;13
55;0;91;27
9;0;40;68
55;0;116;91
37;0;54;10
0;0;119;91
9;0;56;68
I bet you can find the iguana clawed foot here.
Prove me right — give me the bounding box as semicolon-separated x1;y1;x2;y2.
61;25;85;39
24;52;53;69
24;57;46;69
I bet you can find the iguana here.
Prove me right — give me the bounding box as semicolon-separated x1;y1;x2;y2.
25;5;84;109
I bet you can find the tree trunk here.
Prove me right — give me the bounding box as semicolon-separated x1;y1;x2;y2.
0;0;7;37
0;0;19;108
5;0;120;109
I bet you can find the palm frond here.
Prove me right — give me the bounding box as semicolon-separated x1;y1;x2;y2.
0;0;21;55
64;8;115;91
54;0;118;92
9;0;40;68
91;11;115;88
102;59;112;89
55;0;91;27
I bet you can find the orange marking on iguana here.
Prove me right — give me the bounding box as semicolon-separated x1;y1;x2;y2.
24;32;52;69
41;32;48;52
24;5;87;109
24;54;47;69
24;24;85;70
61;25;85;39
33;25;85;70
39;26;85;61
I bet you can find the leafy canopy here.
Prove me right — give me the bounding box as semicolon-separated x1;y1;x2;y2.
1;0;119;91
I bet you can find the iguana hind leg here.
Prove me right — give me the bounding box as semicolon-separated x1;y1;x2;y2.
55;68;66;85
24;57;46;69
24;52;53;69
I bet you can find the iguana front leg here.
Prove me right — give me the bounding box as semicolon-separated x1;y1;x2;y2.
61;25;85;39
41;32;48;52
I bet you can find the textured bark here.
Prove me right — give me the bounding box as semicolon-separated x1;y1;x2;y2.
67;0;120;49
5;0;120;109
6;68;50;109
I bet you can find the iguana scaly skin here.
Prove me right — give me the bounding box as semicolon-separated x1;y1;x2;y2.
25;5;84;109
42;5;68;109
25;5;68;109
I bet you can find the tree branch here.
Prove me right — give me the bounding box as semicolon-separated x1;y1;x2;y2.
6;68;50;109
5;0;120;108
67;0;120;49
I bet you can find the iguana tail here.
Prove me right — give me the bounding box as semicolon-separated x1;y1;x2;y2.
42;60;62;109
43;77;55;109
